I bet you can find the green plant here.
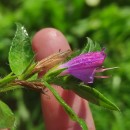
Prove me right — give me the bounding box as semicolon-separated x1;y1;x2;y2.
0;23;119;130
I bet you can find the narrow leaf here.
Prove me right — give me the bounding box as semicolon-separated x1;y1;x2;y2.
0;100;15;128
72;84;120;111
9;23;34;75
43;81;88;130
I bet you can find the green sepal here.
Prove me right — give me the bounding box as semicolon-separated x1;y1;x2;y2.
61;37;102;62
66;50;81;61
0;100;15;128
81;37;101;54
43;67;67;81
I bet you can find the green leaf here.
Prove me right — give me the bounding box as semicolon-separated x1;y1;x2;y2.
72;84;120;111
9;23;34;75
0;100;15;128
81;37;101;54
43;81;88;130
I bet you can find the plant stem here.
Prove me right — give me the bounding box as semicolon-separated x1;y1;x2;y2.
0;85;22;93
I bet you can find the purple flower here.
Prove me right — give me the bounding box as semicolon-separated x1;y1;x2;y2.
59;49;112;84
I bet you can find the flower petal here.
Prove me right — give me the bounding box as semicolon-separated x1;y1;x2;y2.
68;67;96;83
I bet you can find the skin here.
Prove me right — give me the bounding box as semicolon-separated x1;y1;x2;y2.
32;28;95;130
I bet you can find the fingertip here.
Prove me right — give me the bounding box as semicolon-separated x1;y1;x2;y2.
32;28;70;61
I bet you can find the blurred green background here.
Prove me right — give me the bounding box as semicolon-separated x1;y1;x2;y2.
0;0;130;129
